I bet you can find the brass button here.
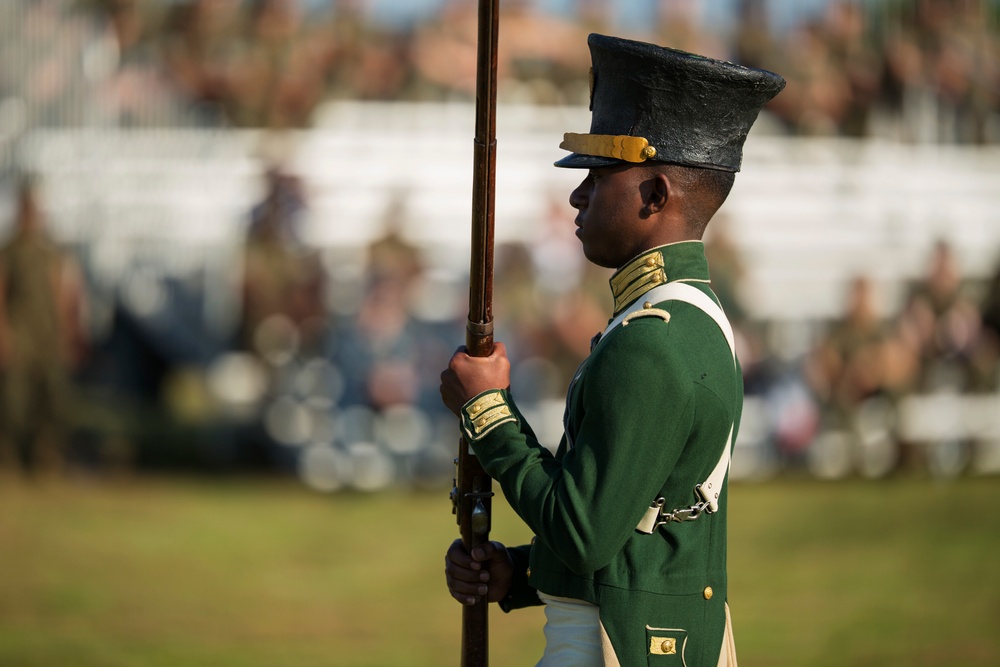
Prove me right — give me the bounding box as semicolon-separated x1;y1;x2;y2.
526;567;531;578
642;145;658;160
645;257;657;267
643;301;652;309
703;586;713;600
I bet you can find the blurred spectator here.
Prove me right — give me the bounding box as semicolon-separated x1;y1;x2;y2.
0;179;88;475
805;275;916;421
335;273;422;409
734;0;778;71
330;224;438;412
160;0;245;124
240;168;325;356
654;0;726;61
819;1;882;137
789;21;848;134
228;0;329;127
897;239;983;391
493;241;542;357
575;0;613;34
366;202;424;287
78;0;182;126
500;1;590;105
411;2;492;101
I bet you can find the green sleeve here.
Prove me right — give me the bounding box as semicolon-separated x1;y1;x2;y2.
467;319;694;575
498;544;541;612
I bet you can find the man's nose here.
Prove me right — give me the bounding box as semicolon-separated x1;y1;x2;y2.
569;179;589;210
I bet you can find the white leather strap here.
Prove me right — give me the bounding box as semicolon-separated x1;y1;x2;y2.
613;282;737;524
605;282;735;363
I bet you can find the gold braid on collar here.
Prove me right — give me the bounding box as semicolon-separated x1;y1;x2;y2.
611;250;667;313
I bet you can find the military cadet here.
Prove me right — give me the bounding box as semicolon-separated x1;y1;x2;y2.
440;35;784;666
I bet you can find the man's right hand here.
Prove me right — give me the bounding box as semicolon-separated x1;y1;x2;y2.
444;539;514;605
439;343;512;417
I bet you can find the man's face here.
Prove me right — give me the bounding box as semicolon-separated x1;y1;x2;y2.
568;163;650;269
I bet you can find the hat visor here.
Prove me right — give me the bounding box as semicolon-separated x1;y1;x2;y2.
553;152;624;169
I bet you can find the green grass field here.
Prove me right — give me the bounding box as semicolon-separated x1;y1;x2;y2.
1;475;998;666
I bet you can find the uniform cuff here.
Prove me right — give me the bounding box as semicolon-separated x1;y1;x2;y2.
499;544;540;612
461;389;517;443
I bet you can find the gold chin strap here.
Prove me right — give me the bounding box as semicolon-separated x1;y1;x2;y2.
560;133;658;163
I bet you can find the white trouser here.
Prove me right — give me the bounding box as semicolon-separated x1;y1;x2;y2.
535;593;739;667
535;593;603;667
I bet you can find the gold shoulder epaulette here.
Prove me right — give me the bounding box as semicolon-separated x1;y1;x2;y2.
622;301;671;327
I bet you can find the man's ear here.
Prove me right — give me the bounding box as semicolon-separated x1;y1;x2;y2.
645;171;671;215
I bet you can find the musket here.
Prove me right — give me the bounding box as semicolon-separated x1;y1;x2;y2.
451;0;500;665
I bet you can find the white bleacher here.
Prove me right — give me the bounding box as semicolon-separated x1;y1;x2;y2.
9;102;1000;478
14;101;1000;324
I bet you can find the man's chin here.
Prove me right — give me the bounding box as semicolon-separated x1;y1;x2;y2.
581;245;617;270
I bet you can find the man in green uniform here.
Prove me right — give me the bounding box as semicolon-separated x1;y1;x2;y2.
441;35;783;666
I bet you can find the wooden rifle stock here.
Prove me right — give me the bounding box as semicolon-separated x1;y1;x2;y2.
452;0;499;666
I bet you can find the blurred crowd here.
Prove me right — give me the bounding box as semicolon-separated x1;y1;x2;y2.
1;0;1000;485
0;168;599;485
3;165;1000;485
742;240;1000;475
0;0;997;141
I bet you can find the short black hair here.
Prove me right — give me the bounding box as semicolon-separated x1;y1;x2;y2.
661;164;735;236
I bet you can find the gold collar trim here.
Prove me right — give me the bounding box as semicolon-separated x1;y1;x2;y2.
611;250;666;313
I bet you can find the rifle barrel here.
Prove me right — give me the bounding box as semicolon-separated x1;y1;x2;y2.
467;0;499;358
458;1;500;665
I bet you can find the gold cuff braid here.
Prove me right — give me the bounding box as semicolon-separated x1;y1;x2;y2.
462;390;517;441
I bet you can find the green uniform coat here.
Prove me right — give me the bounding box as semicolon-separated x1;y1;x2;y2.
460;241;743;666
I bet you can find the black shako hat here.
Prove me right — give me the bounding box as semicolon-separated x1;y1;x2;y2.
556;34;785;172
